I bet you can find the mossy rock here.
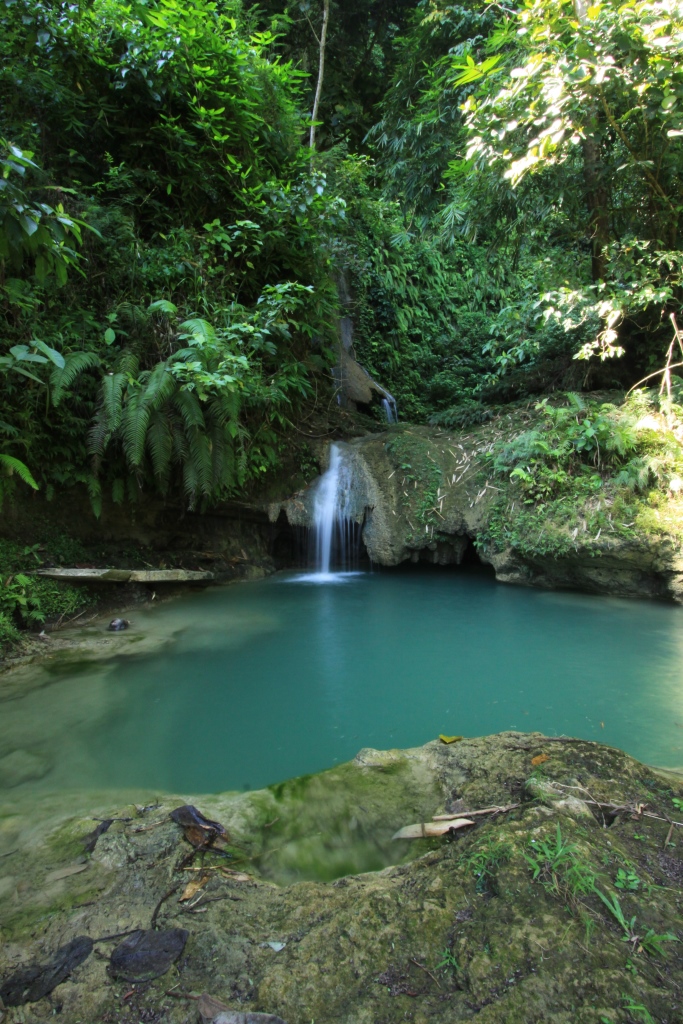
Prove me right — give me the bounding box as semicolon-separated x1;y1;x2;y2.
0;733;682;1022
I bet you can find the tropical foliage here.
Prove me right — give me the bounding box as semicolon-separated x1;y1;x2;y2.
1;0;682;516
0;0;340;509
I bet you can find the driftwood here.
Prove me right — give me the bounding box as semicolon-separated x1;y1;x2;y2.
392;818;474;841
36;568;214;583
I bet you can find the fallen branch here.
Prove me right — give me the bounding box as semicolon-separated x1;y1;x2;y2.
151;882;182;929
432;803;520;822
410;958;441;989
546;783;683;828
132;818;169;833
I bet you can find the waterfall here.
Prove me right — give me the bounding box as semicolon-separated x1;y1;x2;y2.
382;395;398;424
311;443;360;577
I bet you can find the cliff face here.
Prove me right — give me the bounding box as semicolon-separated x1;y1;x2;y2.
272;416;683;601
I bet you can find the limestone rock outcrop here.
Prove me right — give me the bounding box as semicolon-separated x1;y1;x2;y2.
271;424;683;600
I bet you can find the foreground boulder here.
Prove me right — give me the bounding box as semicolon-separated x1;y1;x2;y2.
0;733;682;1022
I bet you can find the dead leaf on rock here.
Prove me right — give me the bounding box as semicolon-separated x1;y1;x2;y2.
213;1013;288;1024
170;804;229;852
219;867;253;882
82;819;113;853
108;928;188;982
200;998;289;1024
0;936;93;1006
198;991;232;1021
180;871;211;902
45;863;88;883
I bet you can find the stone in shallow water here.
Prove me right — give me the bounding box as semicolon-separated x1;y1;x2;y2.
0;748;50;787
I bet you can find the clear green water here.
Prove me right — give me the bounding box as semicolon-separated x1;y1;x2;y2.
3;567;683;799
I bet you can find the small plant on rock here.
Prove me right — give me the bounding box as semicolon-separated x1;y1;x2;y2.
595;889;677;957
614;867;640;892
462;836;513;895
435;949;459;974
524;824;596;899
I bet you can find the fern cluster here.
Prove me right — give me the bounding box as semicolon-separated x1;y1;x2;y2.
492;391;683;504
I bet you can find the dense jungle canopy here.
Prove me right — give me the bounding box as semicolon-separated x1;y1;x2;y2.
1;0;683;514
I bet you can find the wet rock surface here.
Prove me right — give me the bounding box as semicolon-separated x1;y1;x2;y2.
0;734;682;1023
272;424;683;601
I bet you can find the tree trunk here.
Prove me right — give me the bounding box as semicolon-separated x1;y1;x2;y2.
574;1;610;281
309;0;330;153
582;134;610;282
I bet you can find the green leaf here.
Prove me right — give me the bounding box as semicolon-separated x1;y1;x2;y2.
104;328;116;344
0;454;39;489
32;340;65;369
147;299;178;316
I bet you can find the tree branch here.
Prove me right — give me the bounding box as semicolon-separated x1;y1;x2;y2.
597;86;677;216
309;0;330;153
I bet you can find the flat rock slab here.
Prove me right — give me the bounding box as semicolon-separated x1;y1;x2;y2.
36;568;214;582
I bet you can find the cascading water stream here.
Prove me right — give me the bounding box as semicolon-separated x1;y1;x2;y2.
310;443;360;578
382;395;398;424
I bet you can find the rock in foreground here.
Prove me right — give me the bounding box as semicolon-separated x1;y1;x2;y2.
0;734;682;1022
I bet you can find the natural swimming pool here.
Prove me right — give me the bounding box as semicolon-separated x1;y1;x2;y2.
2;566;683;802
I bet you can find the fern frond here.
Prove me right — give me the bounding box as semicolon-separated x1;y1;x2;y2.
208;425;227;489
207;391;241;427
112;478;125;504
116;302;148;332
143;362;176;410
168;347;197;363
50;351;100;406
116;351;140;376
182;455;199;508
179;318;218;347
0;453;38;489
188;429;213;495
174;390;205;431
171;422;188;463
101;372;127;434
88;409;111;457
121;391;153;468
147;299;177;317
146;411;173;484
87;474;102;518
565;392;586;415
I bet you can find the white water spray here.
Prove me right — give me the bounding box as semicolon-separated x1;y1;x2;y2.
312;443;359;576
382;395;398;423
